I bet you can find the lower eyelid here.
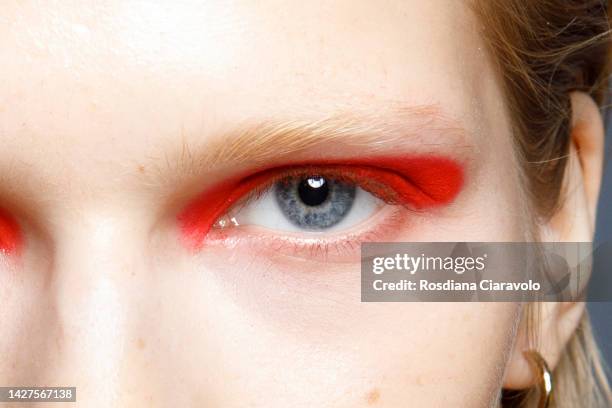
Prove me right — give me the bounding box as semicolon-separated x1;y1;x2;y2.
203;204;410;263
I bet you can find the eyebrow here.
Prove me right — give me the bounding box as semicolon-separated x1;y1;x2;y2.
143;104;474;190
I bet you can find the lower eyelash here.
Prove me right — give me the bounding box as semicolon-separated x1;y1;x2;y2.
202;204;409;263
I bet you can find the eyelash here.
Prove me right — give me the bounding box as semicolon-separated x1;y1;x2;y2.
218;165;408;215
207;204;408;262
178;156;464;254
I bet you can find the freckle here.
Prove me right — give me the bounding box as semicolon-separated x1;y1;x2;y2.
366;388;380;405
137;338;146;350
137;165;145;174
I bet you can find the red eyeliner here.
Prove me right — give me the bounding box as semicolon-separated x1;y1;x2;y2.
0;207;21;255
178;156;464;250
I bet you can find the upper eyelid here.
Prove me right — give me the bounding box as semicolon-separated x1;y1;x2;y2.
233;159;464;209
226;165;418;207
220;166;393;213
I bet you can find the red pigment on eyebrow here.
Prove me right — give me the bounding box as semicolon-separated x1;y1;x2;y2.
178;156;464;250
0;207;21;255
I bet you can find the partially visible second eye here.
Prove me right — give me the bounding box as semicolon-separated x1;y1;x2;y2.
214;174;383;233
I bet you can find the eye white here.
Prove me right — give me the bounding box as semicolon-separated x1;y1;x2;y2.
225;186;383;233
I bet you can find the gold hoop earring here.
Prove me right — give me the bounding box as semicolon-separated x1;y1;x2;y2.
524;350;553;408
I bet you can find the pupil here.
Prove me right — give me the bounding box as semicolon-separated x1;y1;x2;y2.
298;176;329;206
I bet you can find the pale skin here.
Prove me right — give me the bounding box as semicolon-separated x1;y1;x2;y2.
0;1;604;407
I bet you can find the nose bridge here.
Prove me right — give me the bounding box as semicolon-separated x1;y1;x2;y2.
51;210;142;291
48;211;144;404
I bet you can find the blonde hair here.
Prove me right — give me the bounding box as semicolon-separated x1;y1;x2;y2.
473;1;612;406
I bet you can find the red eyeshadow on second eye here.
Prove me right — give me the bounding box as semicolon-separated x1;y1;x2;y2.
178;156;464;250
0;208;21;255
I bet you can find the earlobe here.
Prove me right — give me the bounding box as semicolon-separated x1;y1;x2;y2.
503;91;605;390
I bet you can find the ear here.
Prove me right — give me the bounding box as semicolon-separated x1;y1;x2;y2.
503;92;605;389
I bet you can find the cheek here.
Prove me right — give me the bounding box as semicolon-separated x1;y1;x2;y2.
309;303;521;407
161;251;520;405
324;303;521;406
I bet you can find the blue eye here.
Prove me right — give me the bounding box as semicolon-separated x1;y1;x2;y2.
274;176;356;230
213;173;383;234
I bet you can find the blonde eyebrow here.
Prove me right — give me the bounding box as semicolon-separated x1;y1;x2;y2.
144;104;473;189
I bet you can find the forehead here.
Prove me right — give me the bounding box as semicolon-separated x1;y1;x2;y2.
0;1;502;191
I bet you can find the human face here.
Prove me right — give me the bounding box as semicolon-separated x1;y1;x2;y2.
0;1;526;407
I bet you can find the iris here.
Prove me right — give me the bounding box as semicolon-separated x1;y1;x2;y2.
274;176;356;230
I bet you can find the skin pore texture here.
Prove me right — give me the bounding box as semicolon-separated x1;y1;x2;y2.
0;1;600;407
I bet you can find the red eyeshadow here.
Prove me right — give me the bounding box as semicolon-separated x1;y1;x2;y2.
178;156;464;250
0;207;21;255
